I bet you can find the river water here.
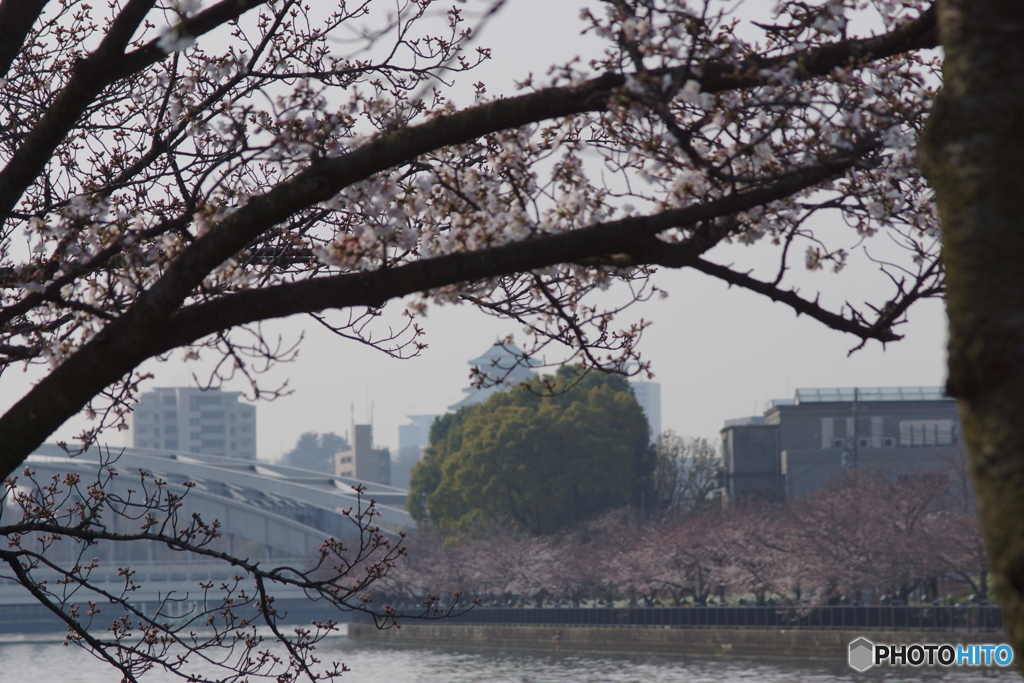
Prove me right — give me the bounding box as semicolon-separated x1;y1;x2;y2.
0;627;1019;683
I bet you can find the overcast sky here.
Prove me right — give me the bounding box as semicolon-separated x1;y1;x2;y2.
1;0;948;461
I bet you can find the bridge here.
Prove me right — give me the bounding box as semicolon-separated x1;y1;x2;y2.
1;444;414;622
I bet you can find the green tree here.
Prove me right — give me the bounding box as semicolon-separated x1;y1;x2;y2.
407;409;470;524
280;431;349;474
409;368;655;535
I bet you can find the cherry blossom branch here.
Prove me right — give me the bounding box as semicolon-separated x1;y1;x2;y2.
148;149;867;341
0;0;49;80
0;0;160;221
0;2;939;481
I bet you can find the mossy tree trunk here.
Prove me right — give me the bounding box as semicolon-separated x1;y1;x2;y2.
920;0;1024;663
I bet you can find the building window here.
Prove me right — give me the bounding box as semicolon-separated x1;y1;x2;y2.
898;420;955;446
163;395;176;405
164;411;177;421
165;440;178;449
339;456;353;464
191;395;223;409
201;411;225;420
190;418;200;426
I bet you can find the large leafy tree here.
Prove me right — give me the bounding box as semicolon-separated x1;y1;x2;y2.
409;367;654;535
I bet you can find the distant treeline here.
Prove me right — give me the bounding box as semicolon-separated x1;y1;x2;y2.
375;469;987;608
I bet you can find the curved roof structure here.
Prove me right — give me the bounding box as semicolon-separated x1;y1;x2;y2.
1;446;415;607
25;444;413;549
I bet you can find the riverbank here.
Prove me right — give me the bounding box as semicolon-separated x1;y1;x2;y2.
0;599;348;634
348;623;1007;660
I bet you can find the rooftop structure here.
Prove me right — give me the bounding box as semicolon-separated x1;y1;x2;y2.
2;444;411;611
794;386;947;403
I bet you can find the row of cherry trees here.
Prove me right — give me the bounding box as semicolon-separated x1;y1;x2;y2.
381;470;987;608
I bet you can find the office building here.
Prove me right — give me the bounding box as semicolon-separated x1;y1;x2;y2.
720;387;962;503
130;387;257;459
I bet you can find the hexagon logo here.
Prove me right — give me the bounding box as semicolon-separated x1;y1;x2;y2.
849;637;875;671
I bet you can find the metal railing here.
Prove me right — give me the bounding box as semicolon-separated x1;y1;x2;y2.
370;605;1003;632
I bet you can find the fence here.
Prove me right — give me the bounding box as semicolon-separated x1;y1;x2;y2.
367;605;1003;632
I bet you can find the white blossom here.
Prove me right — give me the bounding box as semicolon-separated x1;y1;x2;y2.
157;26;195;54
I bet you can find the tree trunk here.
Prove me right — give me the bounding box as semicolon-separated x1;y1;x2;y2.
920;0;1024;663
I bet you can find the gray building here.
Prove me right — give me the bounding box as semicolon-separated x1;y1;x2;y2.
631;381;662;439
129;387;256;459
721;387;962;503
335;424;391;486
393;414;439;490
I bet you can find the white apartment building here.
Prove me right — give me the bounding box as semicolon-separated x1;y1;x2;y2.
129;387;256;459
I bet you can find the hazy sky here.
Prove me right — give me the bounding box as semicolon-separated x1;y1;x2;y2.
1;0;948;461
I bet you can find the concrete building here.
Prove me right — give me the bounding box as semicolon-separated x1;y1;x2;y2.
449;341;540;410
335;424;391;485
631;381;662;439
720;387;962;504
393;414;439;490
129;387;256;459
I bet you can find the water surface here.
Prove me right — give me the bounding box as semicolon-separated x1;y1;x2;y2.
0;629;1018;683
